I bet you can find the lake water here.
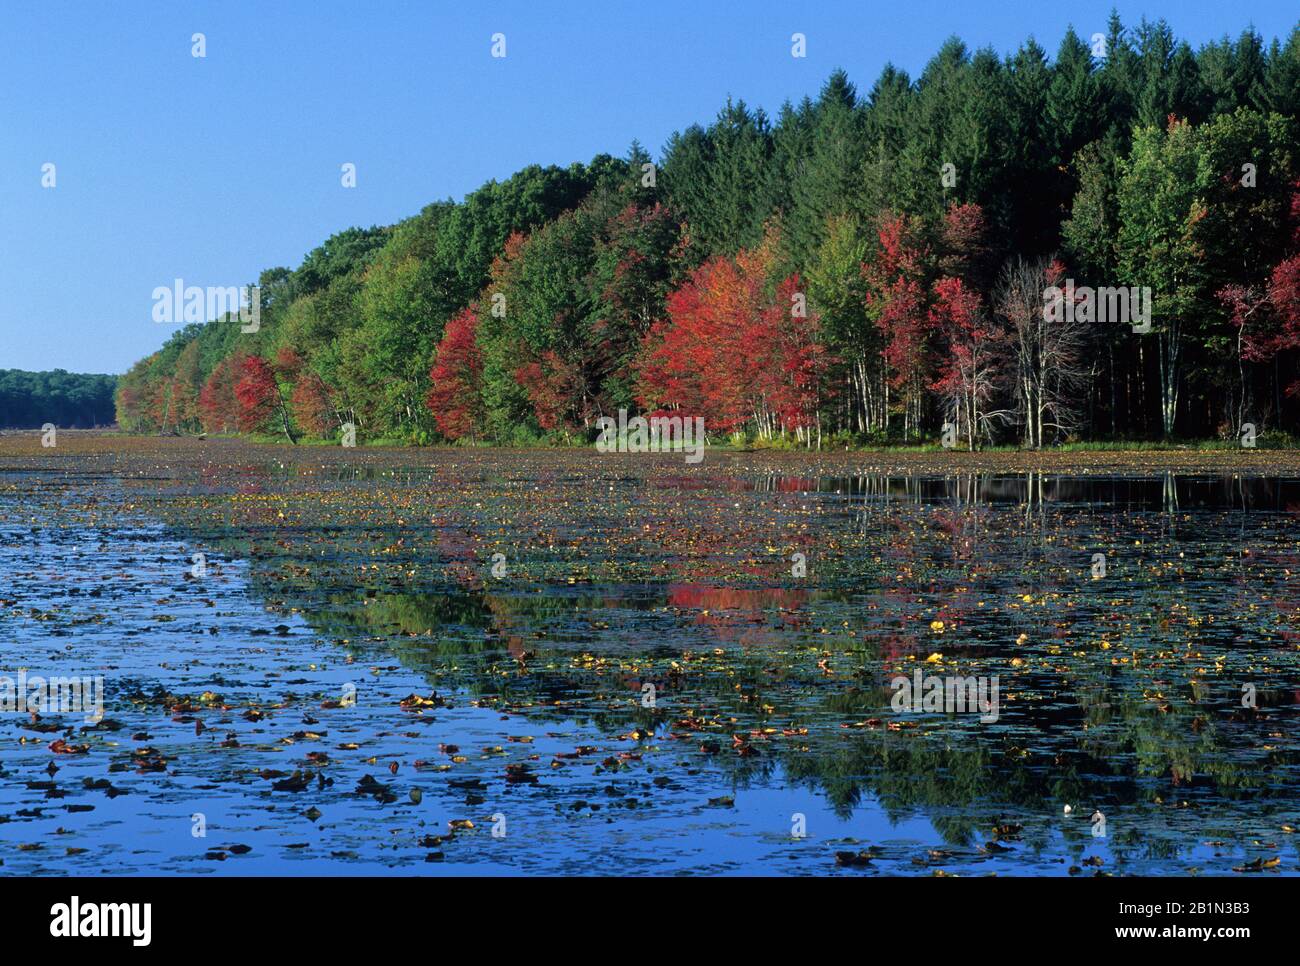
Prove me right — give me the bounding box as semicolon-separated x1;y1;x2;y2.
2;441;1298;875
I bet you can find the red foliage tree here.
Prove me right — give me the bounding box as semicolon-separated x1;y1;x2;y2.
1220;187;1300;399
639;254;758;434
234;356;280;433
929;276;1007;448
291;371;338;437
515;350;581;432
426;307;485;439
1222;254;1300;394
639;236;828;440
863;213;933;438
230;355;296;442
756;273;831;435
198;353;244;434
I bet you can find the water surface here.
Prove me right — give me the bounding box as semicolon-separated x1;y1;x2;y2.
2;444;1298;875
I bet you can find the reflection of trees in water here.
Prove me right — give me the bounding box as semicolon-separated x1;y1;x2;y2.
143;468;1300;859
257;573;1300;855
774;470;1299;511
767;673;1300;852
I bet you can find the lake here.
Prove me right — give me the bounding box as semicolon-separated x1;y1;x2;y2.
1;436;1298;875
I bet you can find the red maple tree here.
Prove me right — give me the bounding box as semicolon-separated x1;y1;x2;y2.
863;213;932;437
929;275;1007;448
515;350;581;432
1220;186;1300;398
233;355;296;442
198;353;244;433
426;307;485;440
639;234;828;440
291;371;338;437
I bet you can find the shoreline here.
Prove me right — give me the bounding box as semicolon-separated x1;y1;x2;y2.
4;431;1300;475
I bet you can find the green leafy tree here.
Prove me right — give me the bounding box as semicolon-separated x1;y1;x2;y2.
1115;117;1212;436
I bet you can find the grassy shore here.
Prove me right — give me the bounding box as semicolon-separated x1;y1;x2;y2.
4;429;1300;476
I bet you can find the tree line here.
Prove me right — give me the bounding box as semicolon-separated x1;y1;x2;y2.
0;369;117;429
115;15;1300;447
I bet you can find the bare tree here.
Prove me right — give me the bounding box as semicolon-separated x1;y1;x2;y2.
929;279;1014;450
996;257;1090;448
941;342;1015;450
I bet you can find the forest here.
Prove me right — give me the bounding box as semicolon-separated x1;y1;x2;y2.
113;15;1300;448
0;369;117;429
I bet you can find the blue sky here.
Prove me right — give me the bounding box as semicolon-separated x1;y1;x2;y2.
2;0;1295;374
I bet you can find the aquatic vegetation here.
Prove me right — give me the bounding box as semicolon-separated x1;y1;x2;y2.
1;436;1298;875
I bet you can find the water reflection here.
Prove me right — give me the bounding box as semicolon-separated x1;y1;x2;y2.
757;470;1300;511
184;469;1295;871
10;461;1296;874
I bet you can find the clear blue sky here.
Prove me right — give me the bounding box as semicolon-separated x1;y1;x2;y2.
2;0;1294;374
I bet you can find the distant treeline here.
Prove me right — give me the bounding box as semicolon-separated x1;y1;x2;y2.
0;369;117;429
116;15;1300;447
